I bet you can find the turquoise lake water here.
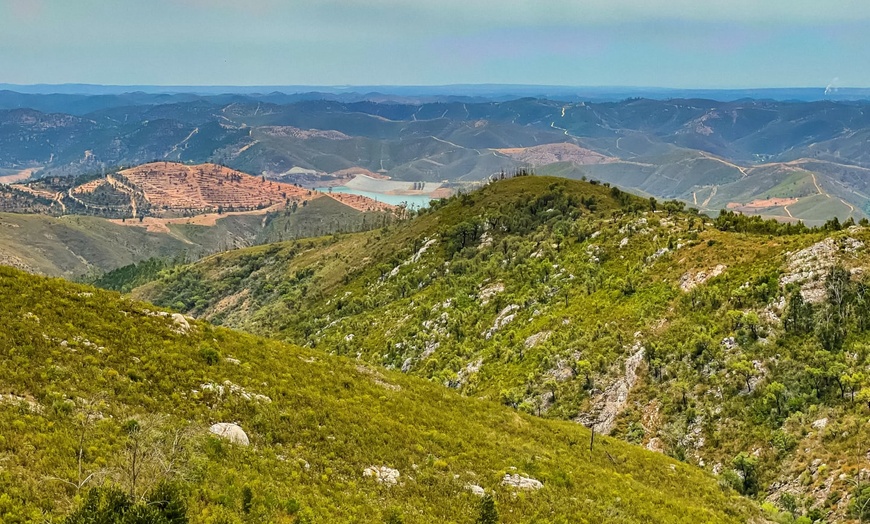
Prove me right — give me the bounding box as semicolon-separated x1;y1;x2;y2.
317;187;434;209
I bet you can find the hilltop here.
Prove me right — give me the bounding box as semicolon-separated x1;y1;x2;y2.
0;266;756;523
136;175;870;522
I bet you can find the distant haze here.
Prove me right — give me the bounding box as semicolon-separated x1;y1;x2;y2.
1;0;869;88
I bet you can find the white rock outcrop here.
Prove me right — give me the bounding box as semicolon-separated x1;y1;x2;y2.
465;484;486;497
679;264;727;292
483;304;519;339
209;422;249;446
501;473;543;490
363;466;400;485
170;313;191;334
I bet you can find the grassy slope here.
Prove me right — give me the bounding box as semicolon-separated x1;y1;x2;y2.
0;266;755;523
0;197;379;278
138;176;870;522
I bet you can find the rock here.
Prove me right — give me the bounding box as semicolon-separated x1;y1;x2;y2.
619;237;629;248
646;437;664;453
679;264;727;292
170;313;191;334
224;357;241;365
479;282;504;305
721;337;737;350
363;466;400;485
524;331;552;349
483;304;519;339
812;418;828;430
209;423;249;446
501;473;543;490
547;359;575;382
647;247;670;263
454;359;483;388
577;343;645;434
780;238;838;303
465;484;486;497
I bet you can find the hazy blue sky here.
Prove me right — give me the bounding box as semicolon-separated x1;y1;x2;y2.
1;0;868;87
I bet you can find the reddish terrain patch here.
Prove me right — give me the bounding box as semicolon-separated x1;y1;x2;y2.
494;143;616;165
118;162;311;212
726;197;799;210
325;192;395;212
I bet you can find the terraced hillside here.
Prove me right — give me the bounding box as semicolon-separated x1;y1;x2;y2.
138;176;870;522
0;266;758;523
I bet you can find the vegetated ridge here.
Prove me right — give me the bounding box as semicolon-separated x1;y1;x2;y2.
137;175;870;523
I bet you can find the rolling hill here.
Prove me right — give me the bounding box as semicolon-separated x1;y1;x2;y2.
135;175;870;522
0;265;758;523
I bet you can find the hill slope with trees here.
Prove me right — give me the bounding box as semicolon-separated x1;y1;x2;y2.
0;266;757;523
137;175;870;523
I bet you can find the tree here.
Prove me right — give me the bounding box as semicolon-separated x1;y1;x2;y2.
742;311;761;339
575;359;592;388
784;291;812;334
729;360;757;392
849;483;870;522
764;381;787;415
731;452;759;496
857;388;870;411
476;494;499;524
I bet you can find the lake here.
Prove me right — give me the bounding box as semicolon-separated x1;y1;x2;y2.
317;186;434;209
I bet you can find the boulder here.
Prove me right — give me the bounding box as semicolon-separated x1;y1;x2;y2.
209;422;249;446
501;473;543;490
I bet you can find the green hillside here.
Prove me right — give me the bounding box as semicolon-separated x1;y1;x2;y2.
0;197;386;278
0;266;756;523
137;175;870;523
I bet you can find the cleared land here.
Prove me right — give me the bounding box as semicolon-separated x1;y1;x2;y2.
119;162;311;212
494;142;617;166
345;174;445;195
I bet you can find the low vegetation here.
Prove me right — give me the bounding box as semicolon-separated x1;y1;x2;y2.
0;267;755;522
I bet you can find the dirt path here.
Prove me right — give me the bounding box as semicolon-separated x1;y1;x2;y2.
840;198;855;215
692;192;698;206
698;152;749;178
810;172;830;197
108;204;283;234
549;121;570;137
783;205;793;218
701;185;718;208
164;128;199;159
105;175;139;218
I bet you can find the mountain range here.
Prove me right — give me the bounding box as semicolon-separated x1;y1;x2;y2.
2;91;870;225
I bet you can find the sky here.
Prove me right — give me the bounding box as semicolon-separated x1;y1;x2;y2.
1;0;868;88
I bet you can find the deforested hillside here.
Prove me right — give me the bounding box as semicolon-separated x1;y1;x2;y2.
138;175;870;522
0;266;757;523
